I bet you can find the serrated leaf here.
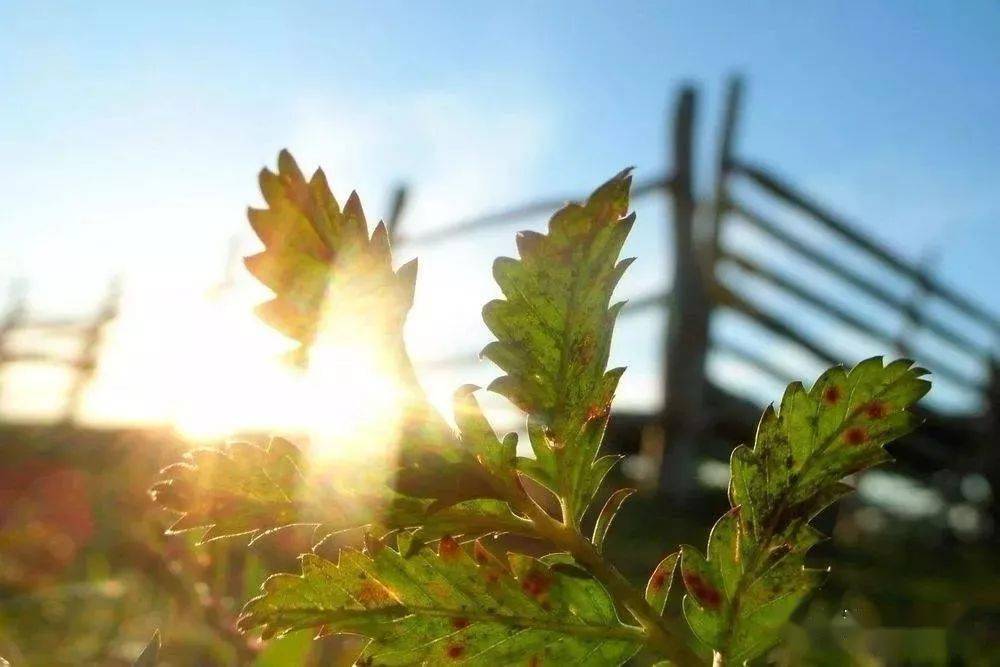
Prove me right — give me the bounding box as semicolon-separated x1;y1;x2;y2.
150;438;306;542
134;630;160;667
151;438;529;545
682;358;929;662
482;170;636;523
645;552;679;615
246;150;415;366
454;385;516;475
591;488;635;552
239;538;642;665
184;151;540;520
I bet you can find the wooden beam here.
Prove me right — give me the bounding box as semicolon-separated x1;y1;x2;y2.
731;159;1000;334
715;283;841;367
659;85;706;500
398;177;669;246
730;200;993;360
719;251;985;393
385;184;409;240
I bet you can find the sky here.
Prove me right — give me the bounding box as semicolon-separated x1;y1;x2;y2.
1;2;998;433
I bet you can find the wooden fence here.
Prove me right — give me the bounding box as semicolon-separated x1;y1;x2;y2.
388;77;1000;501
0;279;120;423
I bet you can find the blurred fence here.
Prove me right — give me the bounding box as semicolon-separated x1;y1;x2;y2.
5;78;997;505
386;77;1000;502
0;279;120;423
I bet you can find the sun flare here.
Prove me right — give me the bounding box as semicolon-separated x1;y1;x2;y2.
163;288;408;462
297;339;406;463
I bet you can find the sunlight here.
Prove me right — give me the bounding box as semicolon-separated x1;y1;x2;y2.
298;339;405;464
171;293;291;441
168;289;409;464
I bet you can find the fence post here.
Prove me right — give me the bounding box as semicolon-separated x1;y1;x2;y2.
0;281;27;420
63;278;120;423
709;76;743;254
658;86;705;500
386;184;409;242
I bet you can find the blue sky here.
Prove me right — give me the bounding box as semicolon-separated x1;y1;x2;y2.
1;2;998;425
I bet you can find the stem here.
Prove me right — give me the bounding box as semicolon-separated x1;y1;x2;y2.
496;475;702;666
713;651;726;666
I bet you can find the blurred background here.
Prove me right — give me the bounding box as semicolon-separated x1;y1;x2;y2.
1;2;998;664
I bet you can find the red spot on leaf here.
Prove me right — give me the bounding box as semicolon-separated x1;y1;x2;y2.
864;401;887;419
573;335;595;365
844;426;868;446
521;568;553;599
446;644;465;659
473;541;491;564
358;580;393;606
439;535;460;560
585;403;610;422
528;656;543;667
682;570;721;610
451;617;469;629
650;570;667;592
822;385;842;405
484;569;501;584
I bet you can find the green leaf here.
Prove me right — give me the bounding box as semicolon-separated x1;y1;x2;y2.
591;488;635;552
134;630;160;667
244;151;531;514
482;169;636;522
681;357;930;662
239;536;642;665
151;438;529;545
645;552;680;616
151;438;307;542
246;150;416;367
393;386;518;511
454;385;516;476
248;152;457;451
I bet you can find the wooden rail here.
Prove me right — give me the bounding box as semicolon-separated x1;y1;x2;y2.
728;200;992;360
730;158;1000;335
381;77;998;496
395;177;670;246
0;279;119;423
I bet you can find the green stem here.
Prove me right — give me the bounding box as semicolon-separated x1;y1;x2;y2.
495;475;702;666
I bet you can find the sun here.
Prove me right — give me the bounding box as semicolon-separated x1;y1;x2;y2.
163;288;406;462
296;339;406;464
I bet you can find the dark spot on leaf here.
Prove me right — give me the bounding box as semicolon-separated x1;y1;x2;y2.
358;580;393;605
682;570;721;610
446;644;465;659
451;617;469;629
844;427;868;446
585;403;610;422
822;385;841;405
573;335;595;365
473;542;491;564
785;455;794;469
864;401;887;419
439;535;460;560
521;568;553;599
529;655;543;667
650;570;667;591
